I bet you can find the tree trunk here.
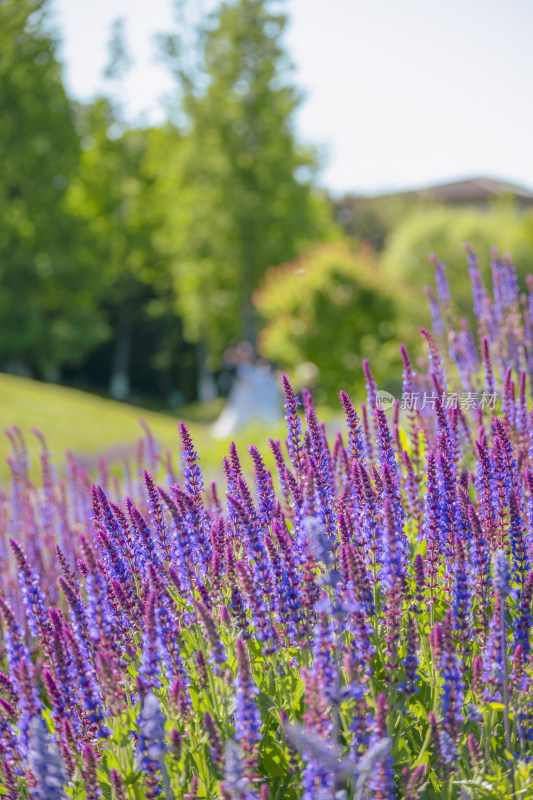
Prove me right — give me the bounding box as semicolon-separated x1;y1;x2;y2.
109;306;131;400
197;341;217;403
240;293;256;349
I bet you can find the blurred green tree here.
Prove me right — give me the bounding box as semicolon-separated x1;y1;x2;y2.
161;0;332;370
254;241;400;403
0;0;107;378
66;99;197;401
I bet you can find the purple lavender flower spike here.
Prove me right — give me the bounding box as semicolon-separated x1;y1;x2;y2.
236;560;277;646
339;390;365;463
422;453;441;593
481;336;495;399
305;401;337;536
109;768;128;800
382;498;405;673
137;691;169;798
268;438;294;510
525;275;533;379
235;638;261;774
139;591;161;691
424;285;445;337
360;403;375;463
502;250;520;310
501;368;516;433
223;740;254;799
475;438;497;550
179;422;204;503
514;571;533;656
376;408;398;479
28;716;67;799
81;743;102;800
310;602;338;701
225;545;249;635
452;536;471;646
227;493;272;592
62;625;107;734
280;374;305;478
420;329;447;393
79;535;116;646
204;711;223;766
9;539;51;645
368;695;395;799
144;471;171;560
493;549;511;597
248;445;276;526
493;416;519;493
516;371;529;445
93;523;130;587
438;612;464;743
173;485;212;569
362;358;378;431
0;594;30;685
429;252;452;307
296;668;334;800
509;490;530;588
468;506;491;632
464;243;487;323
126;499;163;573
438;727;458;765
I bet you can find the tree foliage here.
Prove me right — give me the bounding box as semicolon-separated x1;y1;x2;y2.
165;0;332;362
66;101;198;400
0;0;106;377
254;241;399;402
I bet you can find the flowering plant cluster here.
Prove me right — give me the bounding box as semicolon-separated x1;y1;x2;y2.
2;246;533;798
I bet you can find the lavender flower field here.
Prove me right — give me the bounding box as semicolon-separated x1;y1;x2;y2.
2;247;533;799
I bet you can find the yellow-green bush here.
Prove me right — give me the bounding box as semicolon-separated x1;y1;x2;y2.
254;241;401;403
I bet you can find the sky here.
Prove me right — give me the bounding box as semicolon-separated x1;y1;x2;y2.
50;0;533;196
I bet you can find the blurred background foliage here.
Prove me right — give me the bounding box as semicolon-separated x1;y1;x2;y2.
0;0;106;378
2;0;533;415
382;204;533;323
255;241;400;403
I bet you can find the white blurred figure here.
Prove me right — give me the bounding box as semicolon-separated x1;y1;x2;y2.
211;345;282;439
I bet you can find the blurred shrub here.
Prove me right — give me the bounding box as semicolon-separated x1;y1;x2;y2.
383;203;533;322
254;241;400;403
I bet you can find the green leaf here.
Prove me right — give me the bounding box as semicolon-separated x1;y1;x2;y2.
260;738;289;778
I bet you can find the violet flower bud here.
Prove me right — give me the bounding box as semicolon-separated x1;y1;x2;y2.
28;716;67;800
110;769;127;800
493;549;511;597
170;728;182;760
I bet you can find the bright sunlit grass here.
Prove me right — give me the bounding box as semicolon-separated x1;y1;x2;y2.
0;372;295;482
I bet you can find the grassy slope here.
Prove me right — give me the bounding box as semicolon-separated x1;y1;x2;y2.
0;373;291;484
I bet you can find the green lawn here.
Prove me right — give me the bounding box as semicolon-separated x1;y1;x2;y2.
0;373;293;485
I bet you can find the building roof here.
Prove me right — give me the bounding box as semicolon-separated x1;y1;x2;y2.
395;176;533;203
